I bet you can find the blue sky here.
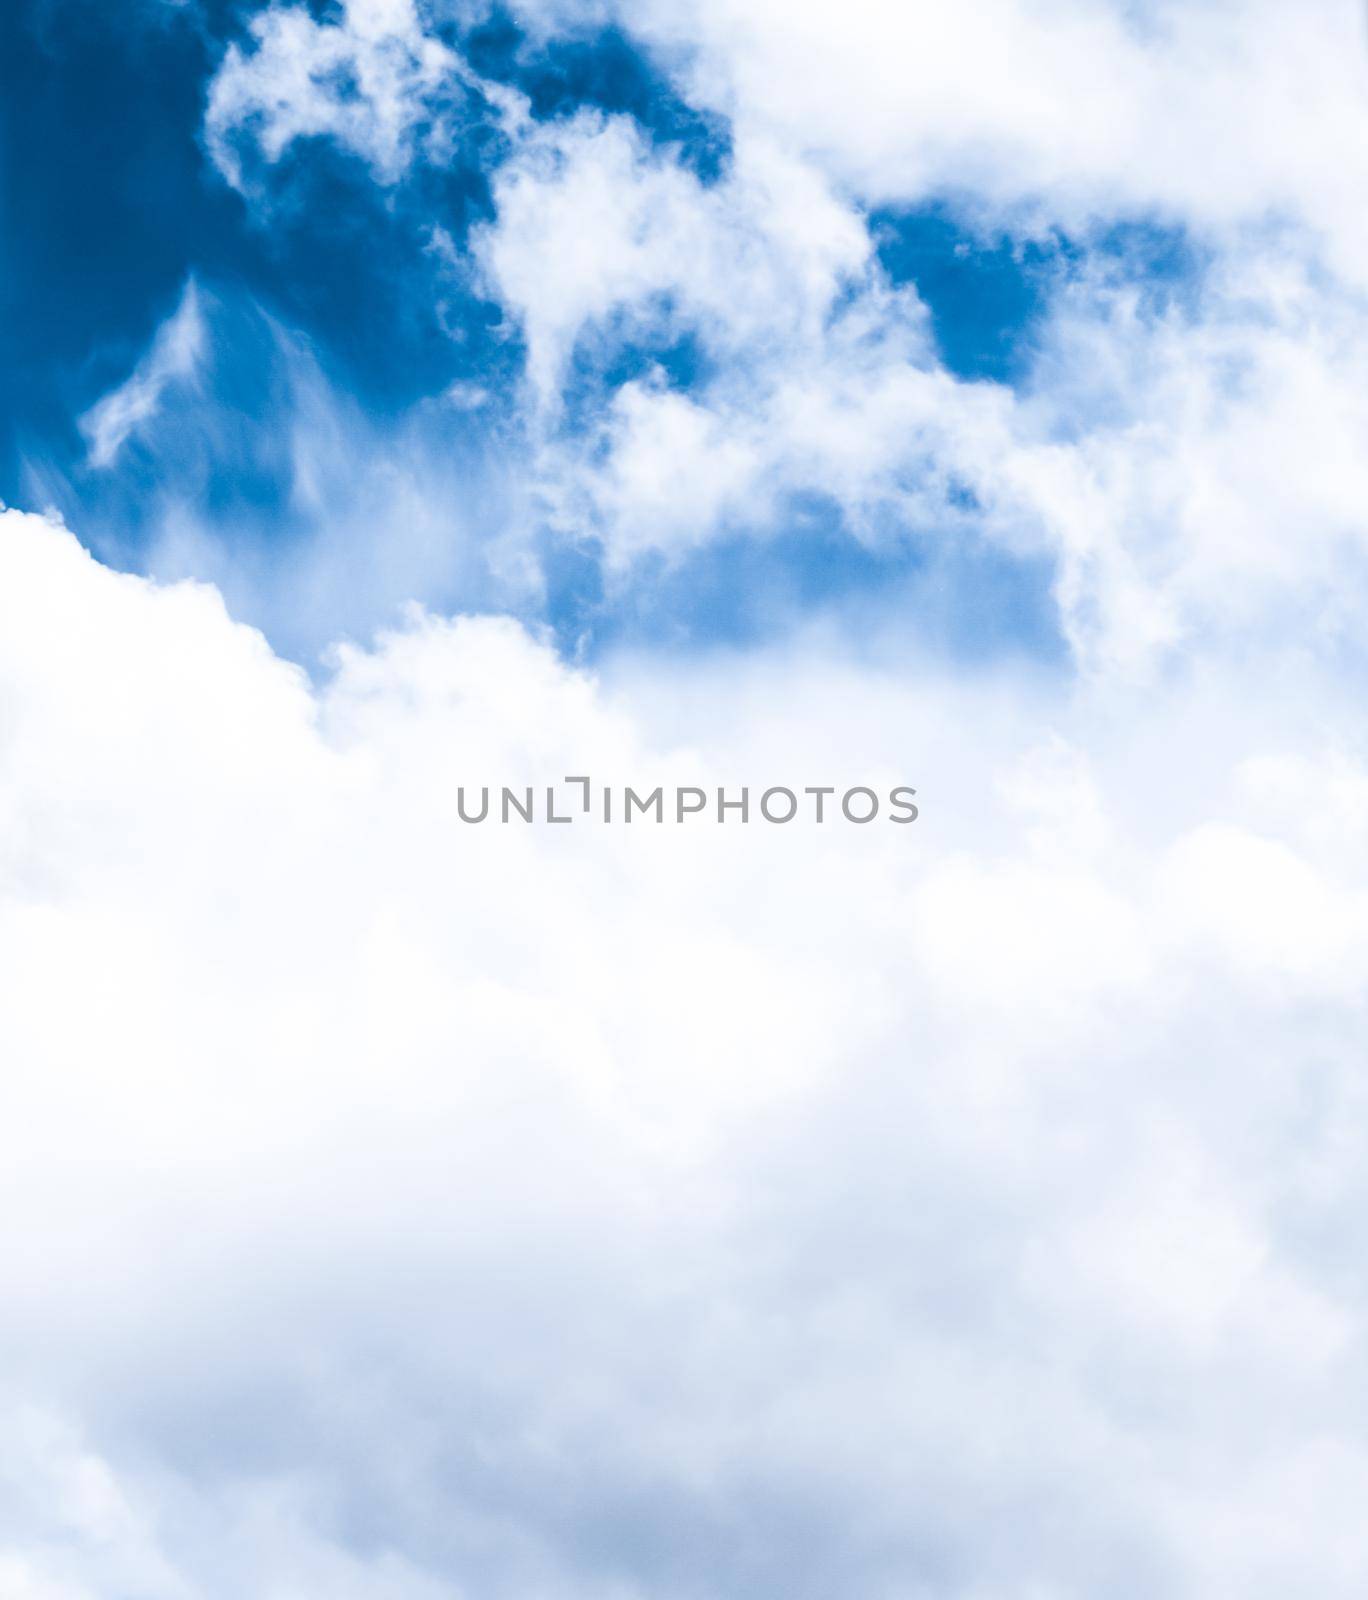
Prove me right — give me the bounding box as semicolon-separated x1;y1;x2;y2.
9;5;1368;1598
0;0;1113;665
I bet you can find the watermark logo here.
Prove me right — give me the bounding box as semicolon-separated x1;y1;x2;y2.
457;779;919;824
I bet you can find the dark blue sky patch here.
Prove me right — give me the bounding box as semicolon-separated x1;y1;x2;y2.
33;291;318;562
0;1;221;482
875;202;1206;390
597;319;708;396
872;205;1055;385
214;129;512;412
461;10;731;183
555;305;711;440
0;0;715;531
0;0;522;547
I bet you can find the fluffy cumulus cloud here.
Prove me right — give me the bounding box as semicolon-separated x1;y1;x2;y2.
7;0;1368;1592
6;506;1368;1596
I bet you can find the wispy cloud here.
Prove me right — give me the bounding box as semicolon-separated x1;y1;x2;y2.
203;0;502;189
79;279;206;469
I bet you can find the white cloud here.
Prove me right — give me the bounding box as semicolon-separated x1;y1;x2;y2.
471;109;1026;576
79;281;206;469
545;0;1368;277
994;235;1368;674
473;111;876;407
204;0;473;187
473;106;1368;675
6;505;1368;1592
206;0;1368;273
